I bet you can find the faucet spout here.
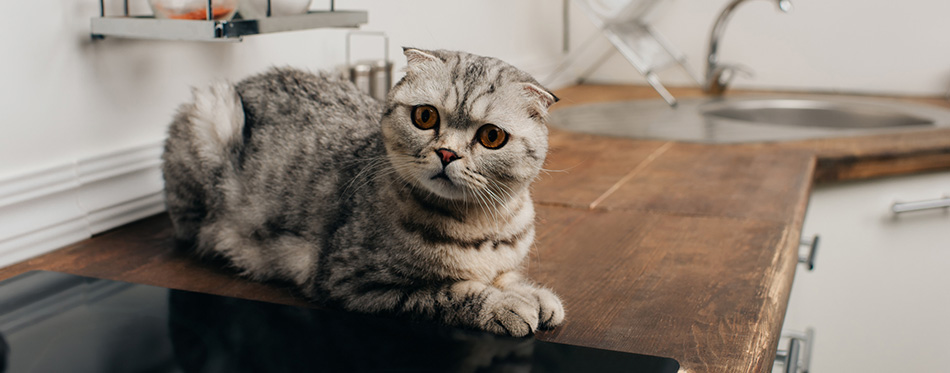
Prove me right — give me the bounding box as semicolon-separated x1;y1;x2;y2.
704;0;792;95
777;0;793;12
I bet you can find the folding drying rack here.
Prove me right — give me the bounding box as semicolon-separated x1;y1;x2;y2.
549;0;701;106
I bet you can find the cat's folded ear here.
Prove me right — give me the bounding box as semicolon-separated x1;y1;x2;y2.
523;83;559;107
402;47;443;73
523;82;559;120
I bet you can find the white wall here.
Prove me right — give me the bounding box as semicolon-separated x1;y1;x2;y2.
7;0;948;194
0;0;564;180
567;0;950;97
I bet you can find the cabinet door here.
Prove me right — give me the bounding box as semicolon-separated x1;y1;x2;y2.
784;171;950;373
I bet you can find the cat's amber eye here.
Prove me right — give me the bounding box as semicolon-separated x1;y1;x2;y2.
411;105;440;130
476;124;509;149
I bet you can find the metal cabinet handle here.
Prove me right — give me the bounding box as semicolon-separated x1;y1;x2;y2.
798;235;819;271
783;338;801;373
891;196;950;214
777;328;815;373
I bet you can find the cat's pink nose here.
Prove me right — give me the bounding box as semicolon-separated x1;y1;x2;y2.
436;148;460;167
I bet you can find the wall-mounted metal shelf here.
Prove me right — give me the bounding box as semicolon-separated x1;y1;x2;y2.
90;1;367;42
92;11;367;41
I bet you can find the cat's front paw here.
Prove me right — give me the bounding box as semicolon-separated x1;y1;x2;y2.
481;291;540;337
532;287;565;330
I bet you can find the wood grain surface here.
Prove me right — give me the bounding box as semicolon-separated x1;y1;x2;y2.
529;207;802;372
2;84;948;373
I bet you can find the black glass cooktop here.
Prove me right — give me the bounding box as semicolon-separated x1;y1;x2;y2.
0;271;679;373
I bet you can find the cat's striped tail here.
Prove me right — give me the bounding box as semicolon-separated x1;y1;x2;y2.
161;82;245;245
186;82;245;169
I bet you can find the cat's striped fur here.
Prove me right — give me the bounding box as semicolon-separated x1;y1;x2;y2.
161;48;563;336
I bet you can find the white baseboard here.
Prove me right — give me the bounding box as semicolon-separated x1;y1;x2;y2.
0;142;166;268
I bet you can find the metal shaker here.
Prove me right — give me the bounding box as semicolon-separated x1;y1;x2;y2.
346;31;393;101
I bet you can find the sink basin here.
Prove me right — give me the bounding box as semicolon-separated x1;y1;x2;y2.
549;94;950;143
701;98;934;129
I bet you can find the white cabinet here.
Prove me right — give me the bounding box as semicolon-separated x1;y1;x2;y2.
783;171;950;372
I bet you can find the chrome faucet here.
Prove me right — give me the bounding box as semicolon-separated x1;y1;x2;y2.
704;0;792;95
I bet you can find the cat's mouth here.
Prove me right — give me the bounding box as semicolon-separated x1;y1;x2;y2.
423;168;471;200
430;171;453;184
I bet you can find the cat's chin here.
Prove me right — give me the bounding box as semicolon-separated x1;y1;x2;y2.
420;176;470;201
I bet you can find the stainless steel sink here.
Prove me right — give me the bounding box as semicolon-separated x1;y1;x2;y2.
701;98;934;129
549;94;950;143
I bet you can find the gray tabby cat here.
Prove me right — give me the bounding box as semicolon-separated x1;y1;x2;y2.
161;48;564;337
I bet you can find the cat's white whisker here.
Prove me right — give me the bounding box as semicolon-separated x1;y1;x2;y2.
539;166;571;174
470;186;498;226
487;180;516;216
342;158;390;198
482;185;509;216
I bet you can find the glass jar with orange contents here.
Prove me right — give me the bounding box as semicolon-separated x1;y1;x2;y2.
149;0;238;20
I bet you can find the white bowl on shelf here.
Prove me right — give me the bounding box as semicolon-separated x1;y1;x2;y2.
149;0;238;20
238;0;313;19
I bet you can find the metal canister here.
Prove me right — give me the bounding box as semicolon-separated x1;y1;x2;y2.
350;63;373;95
369;59;393;101
346;31;392;101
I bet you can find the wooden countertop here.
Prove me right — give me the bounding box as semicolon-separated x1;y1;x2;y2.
3;85;949;373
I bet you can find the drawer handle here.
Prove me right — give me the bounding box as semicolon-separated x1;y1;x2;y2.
777;328;815;373
891;196;950;214
799;235;819;271
785;338;802;373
